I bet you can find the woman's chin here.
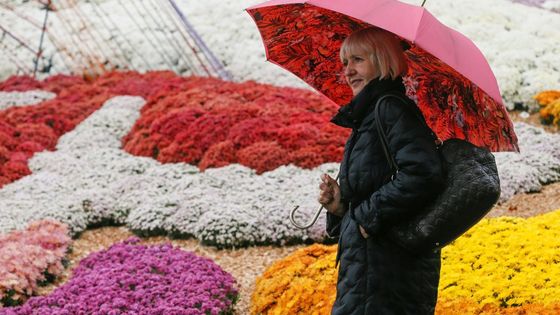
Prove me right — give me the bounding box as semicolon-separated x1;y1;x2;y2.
352;86;364;96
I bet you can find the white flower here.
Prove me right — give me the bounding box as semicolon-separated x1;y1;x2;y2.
0;90;56;110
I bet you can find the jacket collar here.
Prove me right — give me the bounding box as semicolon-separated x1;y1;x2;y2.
331;77;406;129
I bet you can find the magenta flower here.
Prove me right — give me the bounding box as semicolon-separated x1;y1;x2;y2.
1;238;238;315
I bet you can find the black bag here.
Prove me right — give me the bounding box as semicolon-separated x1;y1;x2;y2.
374;94;501;254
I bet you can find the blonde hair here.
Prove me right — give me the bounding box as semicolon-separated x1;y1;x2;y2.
340;27;408;80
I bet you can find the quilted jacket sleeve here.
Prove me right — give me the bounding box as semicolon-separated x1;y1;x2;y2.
351;98;443;236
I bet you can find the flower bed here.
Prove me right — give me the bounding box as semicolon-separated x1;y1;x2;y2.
535;90;560;126
0;238;238;315
0;88;338;247
0;90;56;111
2;1;560;108
122;78;346;174
494;122;560;201
0;71;188;189
1;72;560;249
251;244;337;315
252;209;560;314
0;220;71;307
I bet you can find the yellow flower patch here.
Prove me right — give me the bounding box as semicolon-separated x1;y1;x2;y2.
439;210;560;307
534;90;560;106
436;299;560;314
251;244;338;315
252;209;560;314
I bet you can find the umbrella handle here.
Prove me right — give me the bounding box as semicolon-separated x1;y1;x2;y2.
421;0;427;7
289;204;324;229
289;173;340;229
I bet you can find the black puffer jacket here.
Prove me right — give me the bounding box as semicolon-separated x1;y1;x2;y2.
327;78;444;315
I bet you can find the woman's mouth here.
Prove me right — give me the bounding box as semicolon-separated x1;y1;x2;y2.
350;79;363;88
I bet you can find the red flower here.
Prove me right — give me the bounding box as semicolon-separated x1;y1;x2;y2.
9;152;28;164
0;131;17;150
236;141;290;174
150;108;205;139
16;141;45;158
14;123;58;150
0;75;41;92
0;175;10;188
276;123;321;150
227;117;284;148
0;145;9;164
1;160;31;180
158;141;204;164
199;141;237;171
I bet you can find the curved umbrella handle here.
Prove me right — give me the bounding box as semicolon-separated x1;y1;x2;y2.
289;173;340;229
289;204;325;229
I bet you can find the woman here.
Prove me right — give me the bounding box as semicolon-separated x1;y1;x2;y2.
318;27;444;314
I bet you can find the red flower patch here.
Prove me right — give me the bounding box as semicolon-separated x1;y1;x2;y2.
0;71;189;188
0;71;349;183
122;77;348;174
236;141;290;174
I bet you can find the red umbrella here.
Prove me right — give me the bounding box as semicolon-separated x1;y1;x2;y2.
246;0;519;152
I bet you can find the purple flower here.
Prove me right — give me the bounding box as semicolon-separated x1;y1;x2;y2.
1;238;238;314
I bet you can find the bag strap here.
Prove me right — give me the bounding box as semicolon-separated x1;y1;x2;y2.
374;93;424;177
375;93;443;180
375;95;399;176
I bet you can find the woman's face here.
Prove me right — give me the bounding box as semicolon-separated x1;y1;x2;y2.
342;51;377;96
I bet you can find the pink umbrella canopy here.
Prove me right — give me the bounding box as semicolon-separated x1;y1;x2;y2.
247;0;519;152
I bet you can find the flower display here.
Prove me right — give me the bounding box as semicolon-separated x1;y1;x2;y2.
494;122;560;201
0;90;56;111
0;71;191;188
0;220;71;307
1;71;560;249
252;210;560;314
121;76;346;174
0;1;559;109
534;90;560;126
1;238;238;315
252;244;337;315
438;210;560;307
0;76;43;92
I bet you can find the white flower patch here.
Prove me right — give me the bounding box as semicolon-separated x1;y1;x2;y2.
0;90;56;110
515;122;560;160
0;173;88;235
122;162;340;247
0;92;335;246
494;122;560;202
542;0;560;11
1;92;560;246
2;0;559;108
0;96;145;235
398;0;560;109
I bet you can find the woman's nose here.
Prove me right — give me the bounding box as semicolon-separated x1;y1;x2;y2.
344;65;353;76
344;64;355;76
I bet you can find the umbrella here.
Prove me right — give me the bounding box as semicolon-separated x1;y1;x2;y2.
246;0;519;153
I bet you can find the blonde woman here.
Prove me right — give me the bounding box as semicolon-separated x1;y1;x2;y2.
318;27;443;314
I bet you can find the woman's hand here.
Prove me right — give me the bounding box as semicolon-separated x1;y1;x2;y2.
359;225;370;239
318;174;346;217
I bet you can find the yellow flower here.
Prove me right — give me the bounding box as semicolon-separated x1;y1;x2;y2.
533;90;560;106
253;209;560;314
